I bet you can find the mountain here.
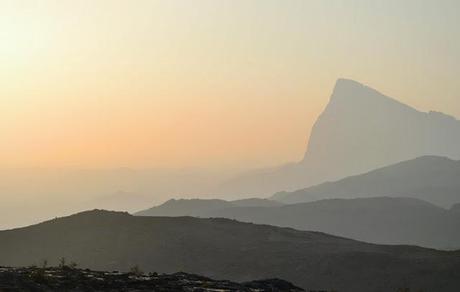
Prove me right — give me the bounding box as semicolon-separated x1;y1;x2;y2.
1;210;459;292
137;196;460;249
200;197;460;250
218;79;460;195
232;198;284;207
136;198;283;217
273;156;460;208
0;167;238;230
136;199;235;216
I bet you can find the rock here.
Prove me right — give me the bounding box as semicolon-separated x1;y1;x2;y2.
0;266;304;292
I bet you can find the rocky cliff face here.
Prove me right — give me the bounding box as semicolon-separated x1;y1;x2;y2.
218;79;460;195
303;78;460;184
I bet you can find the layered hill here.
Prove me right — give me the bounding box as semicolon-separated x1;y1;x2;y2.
219;79;460;195
1;210;459;292
136;198;282;217
273;155;460;208
137;196;460;250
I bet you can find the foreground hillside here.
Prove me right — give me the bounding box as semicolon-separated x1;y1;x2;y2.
0;210;459;292
273;156;460;208
0;266;302;292
138;197;460;249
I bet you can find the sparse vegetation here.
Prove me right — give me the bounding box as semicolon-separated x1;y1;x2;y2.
69;261;78;269
40;259;48;269
59;257;66;268
129;265;143;276
0;266;303;291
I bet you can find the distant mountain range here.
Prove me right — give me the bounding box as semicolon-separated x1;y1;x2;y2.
273;155;460;208
3;79;460;230
136;198;283;217
137;155;460;249
218;79;460;195
136;196;460;250
0;167;237;230
1;210;459;292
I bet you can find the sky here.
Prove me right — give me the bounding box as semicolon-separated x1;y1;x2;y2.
1;0;459;169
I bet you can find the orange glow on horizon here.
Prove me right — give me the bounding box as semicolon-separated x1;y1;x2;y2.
1;0;459;169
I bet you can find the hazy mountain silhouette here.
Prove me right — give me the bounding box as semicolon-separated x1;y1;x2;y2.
202;197;460;249
0;167;238;229
1;210;459;292
136;198;282;216
232;198;284;207
273;156;460;208
137;196;460;249
218;79;460;195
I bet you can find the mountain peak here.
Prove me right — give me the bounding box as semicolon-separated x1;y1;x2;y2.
330;78;410;110
217;78;460;196
333;78;366;92
331;78;372;99
301;78;460;189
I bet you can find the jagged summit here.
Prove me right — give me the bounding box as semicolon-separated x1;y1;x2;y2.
301;78;460;184
332;78;380;95
217;79;460;196
332;78;371;97
327;78;418;115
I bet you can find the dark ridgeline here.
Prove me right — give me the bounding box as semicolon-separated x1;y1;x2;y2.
137;155;460;250
137;196;460;250
0;266;303;292
218;79;460;196
1;210;459;292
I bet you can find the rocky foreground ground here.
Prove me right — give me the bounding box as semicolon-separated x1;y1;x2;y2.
0;266;304;292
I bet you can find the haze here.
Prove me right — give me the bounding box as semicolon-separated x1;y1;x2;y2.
1;0;460;230
1;0;459;169
2;2;460;291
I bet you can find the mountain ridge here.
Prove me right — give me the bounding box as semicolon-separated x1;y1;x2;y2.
135;198;282;217
273;155;460;208
1;210;460;292
217;79;460;195
137;195;460;249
